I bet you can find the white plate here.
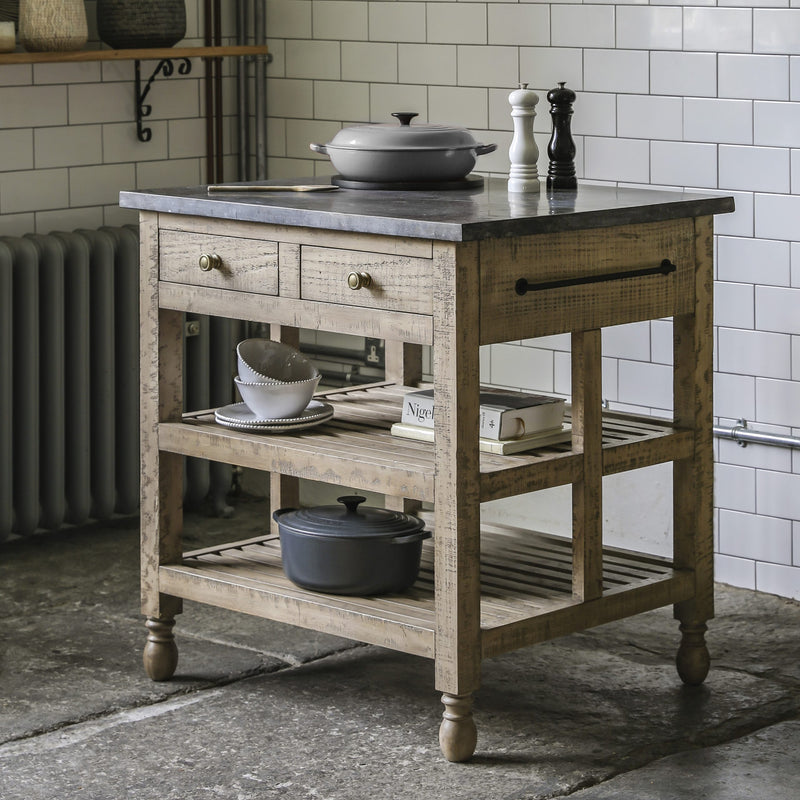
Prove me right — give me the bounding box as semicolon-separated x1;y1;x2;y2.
214;400;334;432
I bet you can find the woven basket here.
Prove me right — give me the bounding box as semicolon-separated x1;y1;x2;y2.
0;1;18;23
19;0;88;52
97;0;186;50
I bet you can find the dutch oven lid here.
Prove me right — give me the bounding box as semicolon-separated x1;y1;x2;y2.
326;112;481;151
275;495;425;539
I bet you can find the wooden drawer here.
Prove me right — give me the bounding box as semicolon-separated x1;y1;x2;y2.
478;218;697;342
300;246;433;314
159;230;279;294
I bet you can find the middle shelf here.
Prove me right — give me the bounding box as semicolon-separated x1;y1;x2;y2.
162;382;695;504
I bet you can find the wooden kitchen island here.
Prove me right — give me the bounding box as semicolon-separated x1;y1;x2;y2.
121;178;733;761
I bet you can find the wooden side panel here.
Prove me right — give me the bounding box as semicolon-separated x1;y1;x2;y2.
158;421;435;503
384;340;424;516
270;324;301;535
140;211;183;618
278;241;301;298
482;571;695;658
479;218;695;342
159;230;279;294
158;281;434;345
432;240;483;696
673;215;715;625
159;214;434;259
300;246;433;314
571;329;604;602
385;340;423;387
159;564;436;658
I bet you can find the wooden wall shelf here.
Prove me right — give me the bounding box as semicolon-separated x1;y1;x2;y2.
0;45;270;65
0;45;270;143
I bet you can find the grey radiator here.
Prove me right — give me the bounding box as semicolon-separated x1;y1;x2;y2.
0;227;236;541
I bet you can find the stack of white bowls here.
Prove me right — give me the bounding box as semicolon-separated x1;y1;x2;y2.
235;339;320;419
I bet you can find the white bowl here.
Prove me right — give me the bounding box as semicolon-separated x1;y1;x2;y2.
234;374;320;420
237;339;319;384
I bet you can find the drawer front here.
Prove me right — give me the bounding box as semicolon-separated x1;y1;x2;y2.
159;230;279;294
300;246;433;314
479;218;696;342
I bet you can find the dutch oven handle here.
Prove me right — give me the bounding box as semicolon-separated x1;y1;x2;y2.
272;507;297;522
309;143;328;155
475;143;497;155
391;530;432;545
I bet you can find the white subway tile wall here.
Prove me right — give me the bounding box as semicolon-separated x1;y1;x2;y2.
651;51;717;98
718;54;789;101
1;1;798;599
718;433;793;474
714;282;755;330
719;509;793;565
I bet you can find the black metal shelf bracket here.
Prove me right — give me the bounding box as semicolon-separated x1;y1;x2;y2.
135;57;193;143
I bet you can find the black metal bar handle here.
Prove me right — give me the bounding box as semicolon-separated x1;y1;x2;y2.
515;259;677;296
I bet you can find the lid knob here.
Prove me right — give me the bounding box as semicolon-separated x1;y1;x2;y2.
391;112;418;126
337;495;367;513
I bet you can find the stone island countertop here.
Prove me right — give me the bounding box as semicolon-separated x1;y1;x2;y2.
120;177;735;242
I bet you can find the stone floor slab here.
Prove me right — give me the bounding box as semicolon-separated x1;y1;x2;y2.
1;497;799;799
566;720;800;800
1;635;797;799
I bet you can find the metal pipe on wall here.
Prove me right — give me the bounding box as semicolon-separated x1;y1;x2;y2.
714;420;800;450
236;0;250;180
253;0;267;179
202;0;225;183
203;0;215;182
213;0;223;182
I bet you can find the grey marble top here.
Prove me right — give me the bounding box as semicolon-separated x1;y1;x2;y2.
119;178;734;242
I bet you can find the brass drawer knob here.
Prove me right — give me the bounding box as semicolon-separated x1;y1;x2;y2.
198;253;222;272
347;271;372;290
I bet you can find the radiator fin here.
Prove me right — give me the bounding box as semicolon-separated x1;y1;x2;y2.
0;226;235;540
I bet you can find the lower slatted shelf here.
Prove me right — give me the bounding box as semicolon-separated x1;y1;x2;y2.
159;523;692;661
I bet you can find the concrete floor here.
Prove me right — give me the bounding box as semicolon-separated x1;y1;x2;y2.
1;494;798;800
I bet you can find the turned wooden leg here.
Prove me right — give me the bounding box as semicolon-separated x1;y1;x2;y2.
676;621;710;686
143;616;179;681
439;693;477;762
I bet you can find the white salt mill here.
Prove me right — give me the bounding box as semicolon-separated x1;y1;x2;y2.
508;83;540;193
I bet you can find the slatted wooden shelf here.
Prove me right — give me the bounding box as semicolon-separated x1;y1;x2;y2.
160;523;690;661
161;382;694;504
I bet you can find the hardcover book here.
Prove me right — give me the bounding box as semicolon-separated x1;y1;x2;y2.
400;387;566;440
391;422;572;454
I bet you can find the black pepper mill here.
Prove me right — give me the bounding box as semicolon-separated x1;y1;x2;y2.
547;82;577;191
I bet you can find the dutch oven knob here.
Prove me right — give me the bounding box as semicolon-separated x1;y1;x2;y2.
391;112;418;126
337;495;366;513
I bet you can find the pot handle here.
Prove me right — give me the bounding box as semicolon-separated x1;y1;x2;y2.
309;143;328;155
475;143;497;156
272;507;297;523
391;529;432;545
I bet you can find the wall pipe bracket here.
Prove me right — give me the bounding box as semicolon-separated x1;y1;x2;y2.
714;419;800;450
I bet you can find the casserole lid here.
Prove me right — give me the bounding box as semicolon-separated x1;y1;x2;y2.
275;495;425;539
326;112;482;151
